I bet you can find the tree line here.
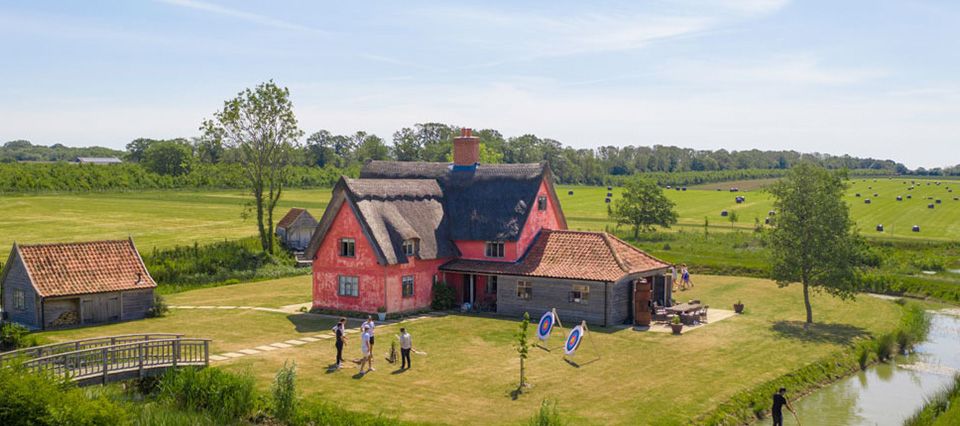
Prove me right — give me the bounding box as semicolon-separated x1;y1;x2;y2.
6;122;940;187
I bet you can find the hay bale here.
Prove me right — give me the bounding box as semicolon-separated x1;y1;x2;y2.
876;224;884;232
681;187;687;191
855;193;861;197
604;197;611;203
607;192;613;197
928;204;935;209
607;186;613;191
864;199;872;204
721;210;728;217
896;196;903;201
907;194;913;199
768;210;776;216
913;225;921;232
954;197;959;201
675;187;681;191
666;185;672;189
936;199;942;204
568;190;574;195
764;218;771;225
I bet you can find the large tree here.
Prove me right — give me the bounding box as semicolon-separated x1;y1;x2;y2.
201;81;303;252
143;139;194;176
768;163;864;327
609;177;678;238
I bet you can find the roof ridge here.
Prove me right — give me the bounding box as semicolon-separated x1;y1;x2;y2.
598;232;630;273
18;239;132;248
605;233;669;266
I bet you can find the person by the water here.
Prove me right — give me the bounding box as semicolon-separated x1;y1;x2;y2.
772;387;795;426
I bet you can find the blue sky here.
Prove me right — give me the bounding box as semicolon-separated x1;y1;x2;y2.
1;0;958;168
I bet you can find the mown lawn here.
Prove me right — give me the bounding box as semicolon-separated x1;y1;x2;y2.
212;275;905;425
163;275;312;308
37;276;323;354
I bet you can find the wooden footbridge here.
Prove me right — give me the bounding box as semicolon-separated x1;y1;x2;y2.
0;333;210;386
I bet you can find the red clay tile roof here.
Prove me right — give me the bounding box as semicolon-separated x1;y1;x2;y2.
440;230;669;282
276;208;307;229
14;239;156;297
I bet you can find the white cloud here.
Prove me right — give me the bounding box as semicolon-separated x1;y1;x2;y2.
659;55;887;87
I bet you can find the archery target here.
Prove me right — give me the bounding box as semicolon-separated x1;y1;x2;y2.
564;325;584;355
537;311;555;341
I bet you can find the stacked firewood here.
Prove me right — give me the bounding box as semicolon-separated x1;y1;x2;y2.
50;311;79;327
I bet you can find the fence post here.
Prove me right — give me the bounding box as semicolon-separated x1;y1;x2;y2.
204;340;209;366
138;343;144;378
173;340;179;368
101;347;109;384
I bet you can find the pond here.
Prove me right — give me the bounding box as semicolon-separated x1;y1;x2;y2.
791;312;960;425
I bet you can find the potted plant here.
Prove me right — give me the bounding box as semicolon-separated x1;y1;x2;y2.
733;300;745;314
377;306;387;321
670;315;684;335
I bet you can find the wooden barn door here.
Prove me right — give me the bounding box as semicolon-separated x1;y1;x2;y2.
634;278;652;326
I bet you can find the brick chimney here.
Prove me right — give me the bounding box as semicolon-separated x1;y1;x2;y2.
452;128;480;170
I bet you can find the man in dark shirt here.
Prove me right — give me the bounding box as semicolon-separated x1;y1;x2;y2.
333;317;346;369
772;387;795;426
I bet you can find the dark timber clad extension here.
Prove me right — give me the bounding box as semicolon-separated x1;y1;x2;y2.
0;239;157;330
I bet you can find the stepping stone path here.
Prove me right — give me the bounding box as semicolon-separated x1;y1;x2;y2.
166;304;438;363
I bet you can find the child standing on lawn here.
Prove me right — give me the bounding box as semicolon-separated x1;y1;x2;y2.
358;326;372;374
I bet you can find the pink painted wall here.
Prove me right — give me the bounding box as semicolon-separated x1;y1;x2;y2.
455;240;520;262
312;200;448;314
516;179;565;255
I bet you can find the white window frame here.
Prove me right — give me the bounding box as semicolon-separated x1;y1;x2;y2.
570;284;589;304
339;238;355;257
402;275;414;298
517;281;532;300
537;195;547;211
402;239;417;257
485;241;505;258
338;275;359;297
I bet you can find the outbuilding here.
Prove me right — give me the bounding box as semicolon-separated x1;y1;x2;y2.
1;239;156;330
276;208;318;251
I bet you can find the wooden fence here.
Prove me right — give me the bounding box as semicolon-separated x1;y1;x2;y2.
1;334;210;386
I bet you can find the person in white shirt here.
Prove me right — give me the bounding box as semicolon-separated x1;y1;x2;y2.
358;327;372;374
398;328;413;369
671;265;679;291
363;316;376;371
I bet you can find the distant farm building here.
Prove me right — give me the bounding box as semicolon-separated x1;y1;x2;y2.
276;208;317;251
75;157;123;165
1;239;156;330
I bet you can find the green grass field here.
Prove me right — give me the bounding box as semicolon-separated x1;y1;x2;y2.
39;274;907;425
1;177;957;262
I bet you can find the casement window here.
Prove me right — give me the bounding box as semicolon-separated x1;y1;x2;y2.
517;281;532;300
485;241;505;258
537;195;547;211
402;239;417;257
402;275;414;298
338;275;359;297
339;238;355;257
570;284;589;304
13;289;26;311
486;276;498;295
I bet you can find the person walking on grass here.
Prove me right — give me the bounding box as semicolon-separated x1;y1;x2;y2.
772;387;796;426
363;315;376;371
332;317;347;369
399;328;413;370
358;326;372;375
681;264;693;290
671;264;679;291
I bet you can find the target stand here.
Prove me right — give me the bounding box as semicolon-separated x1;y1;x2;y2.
535;308;565;352
562;320;600;368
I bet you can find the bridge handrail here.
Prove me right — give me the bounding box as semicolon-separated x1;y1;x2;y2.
0;333;184;363
20;338;211;384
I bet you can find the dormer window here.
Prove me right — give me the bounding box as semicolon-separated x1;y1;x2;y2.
402;239;417;257
537;195;547;211
485;241;505;258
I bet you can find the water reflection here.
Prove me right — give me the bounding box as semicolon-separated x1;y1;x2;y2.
792;313;960;426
